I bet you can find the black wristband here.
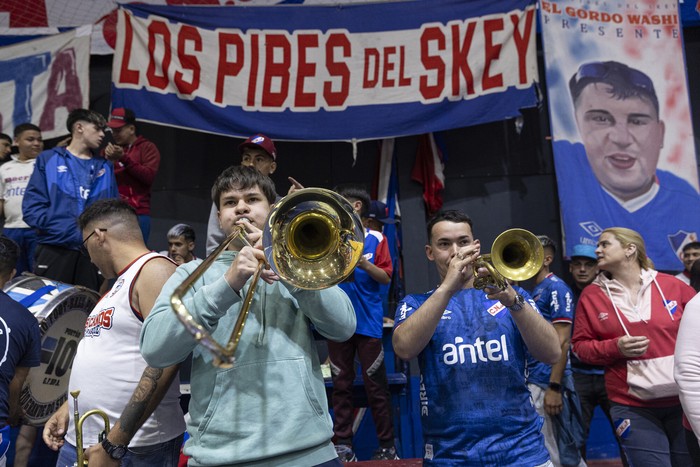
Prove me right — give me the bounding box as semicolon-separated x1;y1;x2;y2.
101;438;128;460
548;382;562;392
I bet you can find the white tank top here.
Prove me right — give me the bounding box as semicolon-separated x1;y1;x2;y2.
66;252;185;447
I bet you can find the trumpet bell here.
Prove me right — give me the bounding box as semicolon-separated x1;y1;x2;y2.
263;188;364;290
491;228;544;282
473;228;543;290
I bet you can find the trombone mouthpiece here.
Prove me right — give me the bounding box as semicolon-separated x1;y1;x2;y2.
70;390;81;399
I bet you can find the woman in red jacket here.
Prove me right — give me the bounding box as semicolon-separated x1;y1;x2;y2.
571;227;695;467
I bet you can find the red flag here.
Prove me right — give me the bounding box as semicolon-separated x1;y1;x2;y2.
411;133;445;216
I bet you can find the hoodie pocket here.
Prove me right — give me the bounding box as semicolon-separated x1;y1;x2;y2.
193;356;331;464
626;355;678;400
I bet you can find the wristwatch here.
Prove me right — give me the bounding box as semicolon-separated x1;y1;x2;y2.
507;293;526;312
101;438;128;460
548;381;563;392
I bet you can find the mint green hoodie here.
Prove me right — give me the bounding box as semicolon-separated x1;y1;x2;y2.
141;252;356;466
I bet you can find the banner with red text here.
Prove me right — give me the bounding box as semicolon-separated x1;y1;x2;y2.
0;26;91;139
110;0;539;141
541;0;699;270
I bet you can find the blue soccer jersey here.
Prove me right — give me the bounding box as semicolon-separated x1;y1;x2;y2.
526;273;574;386
339;228;392;338
394;287;549;466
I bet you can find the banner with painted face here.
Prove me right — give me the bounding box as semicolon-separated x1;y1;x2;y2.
540;0;699;271
0;26;91;140
110;0;539;141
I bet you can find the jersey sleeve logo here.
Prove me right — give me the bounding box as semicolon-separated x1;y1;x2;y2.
398;302;412;321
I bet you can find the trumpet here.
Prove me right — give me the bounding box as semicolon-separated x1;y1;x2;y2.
170;188;364;368
472;229;544;290
70;389;110;467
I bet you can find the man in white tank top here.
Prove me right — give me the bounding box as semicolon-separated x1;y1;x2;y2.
42;199;185;467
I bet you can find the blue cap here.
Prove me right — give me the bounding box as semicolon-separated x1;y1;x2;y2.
571;244;597;260
368;200;397;224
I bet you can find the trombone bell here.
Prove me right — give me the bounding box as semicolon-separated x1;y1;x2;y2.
264;188;364;290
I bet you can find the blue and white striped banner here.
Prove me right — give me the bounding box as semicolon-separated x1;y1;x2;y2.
110;0;539;141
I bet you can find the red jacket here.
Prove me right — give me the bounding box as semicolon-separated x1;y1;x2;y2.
572;270;696;408
113;135;160;215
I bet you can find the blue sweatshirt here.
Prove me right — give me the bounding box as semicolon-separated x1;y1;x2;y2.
22;147;118;249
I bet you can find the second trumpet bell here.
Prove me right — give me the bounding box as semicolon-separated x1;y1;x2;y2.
473;228;544;290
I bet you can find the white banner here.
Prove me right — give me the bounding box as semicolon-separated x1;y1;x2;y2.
0;0;393;55
0;26;91;139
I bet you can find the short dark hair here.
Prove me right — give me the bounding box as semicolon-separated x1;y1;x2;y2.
537;235;557;254
682;242;700;253
211;165;277;209
690;259;700;293
66;109;107;134
78;199;137;231
167;223;195;243
0;133;11;144
0;236;19;276
569;61;659;117
333;185;370;218
427;210;474;243
14;123;41;138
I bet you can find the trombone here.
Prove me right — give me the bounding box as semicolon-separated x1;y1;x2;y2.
70;389;110;467
170;188;364;368
472;228;544;290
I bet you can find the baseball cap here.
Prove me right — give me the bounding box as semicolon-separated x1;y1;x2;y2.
239;133;277;160
368;200;397;224
107;108;136;129
571;244;597;261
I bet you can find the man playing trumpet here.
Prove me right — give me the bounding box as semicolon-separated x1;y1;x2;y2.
141;165;356;466
392;210;561;466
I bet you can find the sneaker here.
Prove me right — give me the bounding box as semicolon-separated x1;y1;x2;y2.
334;444;357;462
371;446;399;460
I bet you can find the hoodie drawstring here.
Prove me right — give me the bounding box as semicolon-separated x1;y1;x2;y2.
257;281;266;346
602;272;675;337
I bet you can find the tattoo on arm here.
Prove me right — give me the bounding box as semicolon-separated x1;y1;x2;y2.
118;367;163;437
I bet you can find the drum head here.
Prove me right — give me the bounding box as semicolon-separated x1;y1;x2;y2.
4;275;99;426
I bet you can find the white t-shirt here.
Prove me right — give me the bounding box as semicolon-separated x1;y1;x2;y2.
67;252;185;447
0;157;36;228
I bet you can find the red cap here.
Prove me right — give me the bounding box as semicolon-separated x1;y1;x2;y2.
107;108;135;129
238;133;277;160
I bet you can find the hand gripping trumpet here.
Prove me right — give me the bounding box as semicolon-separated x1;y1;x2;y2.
472;229;544;290
170;188;365;368
70;389;110;467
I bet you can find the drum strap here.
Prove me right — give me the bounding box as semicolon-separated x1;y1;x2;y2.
18;285;57;308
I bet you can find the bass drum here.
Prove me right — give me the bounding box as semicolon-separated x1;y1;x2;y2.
3;275;99;426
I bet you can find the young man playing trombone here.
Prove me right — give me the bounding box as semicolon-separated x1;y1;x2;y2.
141;165;357;466
392;210;561;466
